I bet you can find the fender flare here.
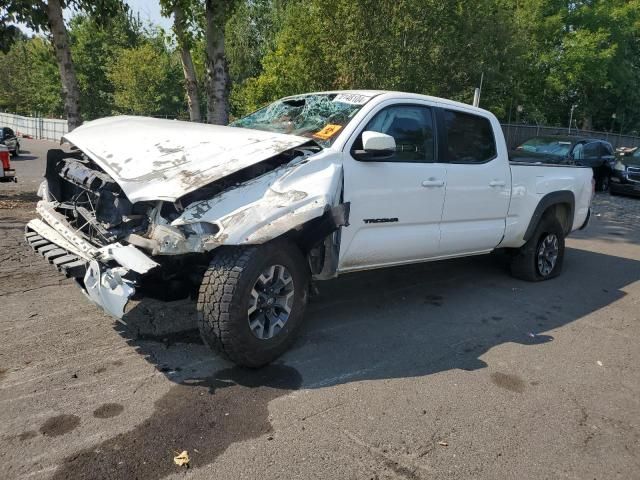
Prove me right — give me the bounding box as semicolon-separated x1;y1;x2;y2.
523;191;575;242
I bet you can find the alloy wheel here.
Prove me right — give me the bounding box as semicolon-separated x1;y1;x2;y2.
247;264;295;340
537;234;559;277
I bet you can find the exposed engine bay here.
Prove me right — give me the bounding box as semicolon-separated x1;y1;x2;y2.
43;143;322;251
45;150;150;247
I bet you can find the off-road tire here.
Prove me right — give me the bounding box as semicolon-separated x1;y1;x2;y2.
197;241;309;368
510;215;565;282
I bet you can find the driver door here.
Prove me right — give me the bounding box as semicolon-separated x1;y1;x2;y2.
339;103;447;271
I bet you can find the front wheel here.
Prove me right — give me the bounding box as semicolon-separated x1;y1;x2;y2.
510;216;565;282
197;241;309;367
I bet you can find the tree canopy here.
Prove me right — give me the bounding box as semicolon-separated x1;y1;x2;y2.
1;0;640;134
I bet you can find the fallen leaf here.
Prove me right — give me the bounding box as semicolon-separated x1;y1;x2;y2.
174;450;190;467
438;441;448;447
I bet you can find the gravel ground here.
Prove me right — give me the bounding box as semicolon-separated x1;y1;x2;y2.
0;139;639;480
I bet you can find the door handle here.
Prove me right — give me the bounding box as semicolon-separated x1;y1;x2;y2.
422;178;445;188
489;180;506;187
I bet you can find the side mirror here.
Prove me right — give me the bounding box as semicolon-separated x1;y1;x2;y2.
352;131;396;161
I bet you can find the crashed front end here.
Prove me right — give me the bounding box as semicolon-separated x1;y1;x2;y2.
25;118;345;319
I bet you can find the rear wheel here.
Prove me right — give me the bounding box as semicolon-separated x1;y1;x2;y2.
510;216;565;282
197;241;309;367
593;167;611;192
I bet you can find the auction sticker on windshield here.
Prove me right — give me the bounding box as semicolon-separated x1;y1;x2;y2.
313;124;343;140
333;93;371;105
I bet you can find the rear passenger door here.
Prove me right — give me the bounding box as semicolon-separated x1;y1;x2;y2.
437;108;511;256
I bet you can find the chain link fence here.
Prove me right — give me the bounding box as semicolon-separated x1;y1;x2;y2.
0;112;68;142
501;123;640;150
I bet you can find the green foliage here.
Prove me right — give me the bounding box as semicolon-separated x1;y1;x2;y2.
69;12;144;119
230;1;336;115
3;0;640;134
226;0;288;84
0;10;186;120
0;0;129;39
228;0;640;134
0;37;63;116
231;0;521;118
107;41;185;117
510;0;640;131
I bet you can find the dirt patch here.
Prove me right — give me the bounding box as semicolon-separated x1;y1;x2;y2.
18;431;38;441
0;192;39;209
39;414;81;437
93;403;125;419
52;364;302;480
490;372;526;393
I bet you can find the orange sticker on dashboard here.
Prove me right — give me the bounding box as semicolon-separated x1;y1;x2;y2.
313;124;342;140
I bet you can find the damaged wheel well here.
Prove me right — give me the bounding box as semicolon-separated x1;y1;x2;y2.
262;202;350;280
137;202;349;303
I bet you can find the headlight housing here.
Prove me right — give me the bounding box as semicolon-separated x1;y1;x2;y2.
180;222;220;236
613;161;627;173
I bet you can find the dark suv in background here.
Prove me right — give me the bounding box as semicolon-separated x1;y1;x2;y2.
610;147;640;197
0;127;20;157
510;136;615;191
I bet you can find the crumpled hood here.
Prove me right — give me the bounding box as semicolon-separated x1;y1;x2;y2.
63;116;312;203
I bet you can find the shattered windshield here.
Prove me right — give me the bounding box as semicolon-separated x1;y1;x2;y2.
516;137;573;157
230;93;374;147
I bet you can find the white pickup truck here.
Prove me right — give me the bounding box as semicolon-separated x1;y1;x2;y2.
26;91;593;366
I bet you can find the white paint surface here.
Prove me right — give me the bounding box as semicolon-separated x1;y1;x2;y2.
64;116;312;202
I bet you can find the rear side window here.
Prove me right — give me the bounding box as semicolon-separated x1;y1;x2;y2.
443;110;496;163
600;143;614;156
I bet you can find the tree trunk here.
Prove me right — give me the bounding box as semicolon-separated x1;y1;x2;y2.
47;0;82;130
173;6;201;122
204;0;230;125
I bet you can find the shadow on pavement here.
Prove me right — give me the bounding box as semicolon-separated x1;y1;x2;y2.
0;192;39;202
118;246;639;389
11;152;39;161
50;246;638;479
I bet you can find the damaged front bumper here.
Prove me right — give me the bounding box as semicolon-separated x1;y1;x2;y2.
25;202;159;319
